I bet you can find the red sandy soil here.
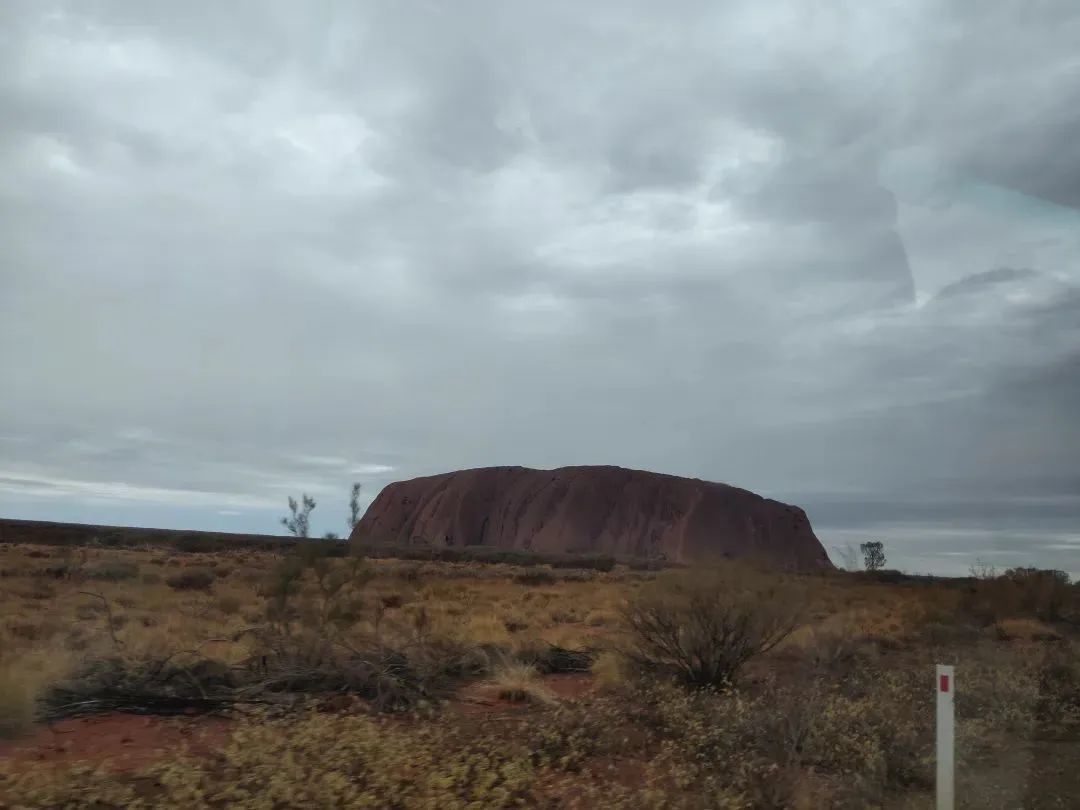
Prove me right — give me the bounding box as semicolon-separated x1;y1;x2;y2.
0;676;595;772
0;713;233;773
543;673;596;700
456;672;596;715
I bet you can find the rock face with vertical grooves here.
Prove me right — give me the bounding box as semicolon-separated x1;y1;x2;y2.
351;465;833;570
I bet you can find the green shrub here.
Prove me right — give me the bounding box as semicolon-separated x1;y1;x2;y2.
85;560;139;581
1034;645;1080;737
38;563;79;579
550;553;616;572
14;581;56;601
552;569;597;583
640;681;799;806
548;607;580;624
513;568;555;586
393;562;425;583
1004;568;1074;621
217;595;243;615
525;698;626;771
165;567;215;591
797;675;932;791
516;642;595;674
0;668;36;739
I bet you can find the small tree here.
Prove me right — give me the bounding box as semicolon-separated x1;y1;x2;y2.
860;541;886;572
282;494;316;539
348;482;362;531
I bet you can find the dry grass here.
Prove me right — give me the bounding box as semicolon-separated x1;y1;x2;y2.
488;661;556;704
0;668;34;739
1;541;1079;807
590;650;627;689
0;647;72;739
993;617;1063;642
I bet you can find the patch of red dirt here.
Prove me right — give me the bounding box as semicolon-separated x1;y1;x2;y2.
453;673;596;715
454;684;533;715
542;673;595;699
0;713;233;773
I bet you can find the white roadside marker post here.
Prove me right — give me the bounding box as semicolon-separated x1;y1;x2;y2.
936;664;955;810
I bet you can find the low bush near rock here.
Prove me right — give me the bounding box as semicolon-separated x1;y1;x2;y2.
513;568;556;586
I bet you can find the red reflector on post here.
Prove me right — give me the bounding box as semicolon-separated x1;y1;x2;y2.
940;674;950;693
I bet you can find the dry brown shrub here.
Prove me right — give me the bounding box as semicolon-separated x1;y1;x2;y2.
85;560;139;582
620;566;803;688
963;567;1077;624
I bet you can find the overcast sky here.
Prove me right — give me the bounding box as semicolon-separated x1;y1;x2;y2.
2;1;1078;575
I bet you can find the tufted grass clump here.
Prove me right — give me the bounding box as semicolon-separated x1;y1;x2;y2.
488;661;554;704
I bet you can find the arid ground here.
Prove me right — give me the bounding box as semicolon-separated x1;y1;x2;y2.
1;538;1078;808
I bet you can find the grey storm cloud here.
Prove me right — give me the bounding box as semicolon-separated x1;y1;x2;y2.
1;0;1078;572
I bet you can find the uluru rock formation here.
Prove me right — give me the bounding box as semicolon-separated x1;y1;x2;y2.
351;466;833;570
